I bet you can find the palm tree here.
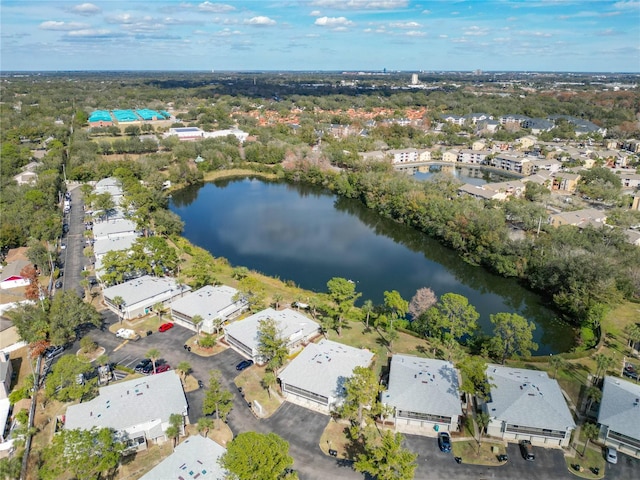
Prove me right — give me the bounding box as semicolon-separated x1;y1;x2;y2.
176;361;192;382
626;323;640;352
585;386;602;413
165;425;179;450
154;302;168;321
192;314;204;334
272;293;283;310
582;423;600;456
549;355;565;379
594;353;614;381
361;299;374;329
112;295;125;323
476;412;490;440
146;348;161;374
197;417;214;438
261;372;277;399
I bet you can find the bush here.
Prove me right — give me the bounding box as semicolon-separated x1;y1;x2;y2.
198;334;216;349
80;336;97;353
579;326;597;350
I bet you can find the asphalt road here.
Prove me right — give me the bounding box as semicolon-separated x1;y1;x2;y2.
60;184;86;295
61;186;635;480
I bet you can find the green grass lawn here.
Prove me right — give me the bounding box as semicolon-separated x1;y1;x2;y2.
325;321;431;375
451;439;506;466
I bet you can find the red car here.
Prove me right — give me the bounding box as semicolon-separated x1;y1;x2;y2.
154;364;171;374
158;322;174;332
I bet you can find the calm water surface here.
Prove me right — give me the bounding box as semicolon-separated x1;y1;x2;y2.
396;164;519;185
170;177;574;354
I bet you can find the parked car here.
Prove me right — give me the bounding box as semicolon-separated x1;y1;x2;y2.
158;322;174;332
437;432;452;453
606;447;618;464
519;440;535;461
198;380;205;389
134;359;152;373
154;364;171;374
236;359;254;371
142;363;155;375
55;280;62;289
45;345;65;359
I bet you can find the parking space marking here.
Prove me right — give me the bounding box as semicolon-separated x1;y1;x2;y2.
113;340;129;351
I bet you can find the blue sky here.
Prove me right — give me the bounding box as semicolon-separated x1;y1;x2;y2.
1;0;639;72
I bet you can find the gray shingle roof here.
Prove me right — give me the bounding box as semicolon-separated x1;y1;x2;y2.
224;308;319;352
598;376;640;441
102;275;190;307
382;355;462;418
139;435;227;480
485;365;575;431
278;339;373;402
92;219;138;239
65;371;188;433
170;285;243;322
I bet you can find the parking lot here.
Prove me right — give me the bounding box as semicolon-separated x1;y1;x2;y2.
65;317;640;480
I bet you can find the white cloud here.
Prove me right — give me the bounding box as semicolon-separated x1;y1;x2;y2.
463;26;489;36
389;21;421;29
70;3;100;16
213;28;243;36
39;21;89;31
422;9;431;14
405;30;426;37
439;34;448;38
310;10;321;16
613;1;640;9
244;16;276;26
198;2;235;13
310;0;408;9
314;16;354;27
105;13;135;24
65;29;113;38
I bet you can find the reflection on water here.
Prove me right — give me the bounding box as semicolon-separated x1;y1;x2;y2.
396;164;519;186
170;177;574;354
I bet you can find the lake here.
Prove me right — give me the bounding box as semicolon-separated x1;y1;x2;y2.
170;177;574;354
395;163;520;185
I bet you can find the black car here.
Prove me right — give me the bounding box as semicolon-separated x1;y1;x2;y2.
134;359;152;373
55;280;62;289
198;380;205;389
236;359;254;371
519;440;535;461
438;432;452;453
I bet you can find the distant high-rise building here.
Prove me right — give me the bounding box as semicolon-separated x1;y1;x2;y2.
411;73;419;85
474;69;483;75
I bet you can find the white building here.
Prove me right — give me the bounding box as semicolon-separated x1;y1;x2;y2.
92;218;138;241
483;365;575;447
65;371;188;450
139;435;227;480
170;285;248;334
278;339;374;413
102;275;191;320
165;127;248;143
224;308;320;363
597;376;640;458
381;355;462;435
388;148;431;165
